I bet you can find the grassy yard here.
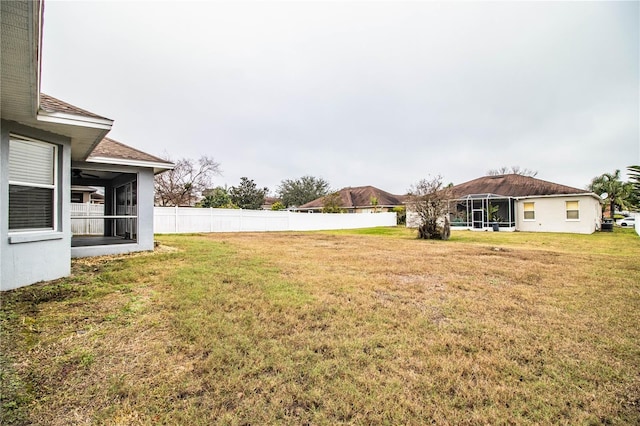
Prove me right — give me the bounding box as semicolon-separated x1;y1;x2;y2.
1;227;639;425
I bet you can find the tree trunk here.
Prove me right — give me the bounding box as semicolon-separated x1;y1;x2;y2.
417;218;450;240
610;200;615;219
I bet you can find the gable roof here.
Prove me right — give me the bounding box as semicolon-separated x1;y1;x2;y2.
450;174;592;199
299;185;404;209
87;137;174;173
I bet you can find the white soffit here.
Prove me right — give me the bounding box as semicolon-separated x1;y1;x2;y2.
1;1;42;123
86;156;175;173
36;110;113;129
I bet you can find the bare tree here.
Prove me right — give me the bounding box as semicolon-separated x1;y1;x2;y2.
487;166;538;177
154;156;221;206
406;175;452;240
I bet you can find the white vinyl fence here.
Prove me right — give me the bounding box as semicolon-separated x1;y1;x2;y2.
71;203;105;235
154;207;397;234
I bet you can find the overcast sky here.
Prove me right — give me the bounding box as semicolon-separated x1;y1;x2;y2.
41;0;639;195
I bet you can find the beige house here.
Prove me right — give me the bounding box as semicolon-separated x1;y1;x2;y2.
445;174;602;234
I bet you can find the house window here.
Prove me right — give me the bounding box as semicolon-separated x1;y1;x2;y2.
523;202;535;220
71;192;84;203
566;201;579;220
8;136;58;231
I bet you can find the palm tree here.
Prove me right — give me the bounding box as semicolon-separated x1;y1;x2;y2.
588;170;633;219
628;165;640;208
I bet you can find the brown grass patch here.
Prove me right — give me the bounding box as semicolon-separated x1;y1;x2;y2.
2;228;639;424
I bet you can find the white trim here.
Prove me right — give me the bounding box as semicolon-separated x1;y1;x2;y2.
516;193;601;202
8;181;54;189
9;232;64;244
36;110;113;130
86;156;174;170
71;215;137;220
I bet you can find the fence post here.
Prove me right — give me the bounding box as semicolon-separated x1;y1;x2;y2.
174;206;179;233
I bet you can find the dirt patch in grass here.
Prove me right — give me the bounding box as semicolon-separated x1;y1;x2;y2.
2;228;639;424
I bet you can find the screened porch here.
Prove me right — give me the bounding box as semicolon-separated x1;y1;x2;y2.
70;168;138;247
448;194;516;231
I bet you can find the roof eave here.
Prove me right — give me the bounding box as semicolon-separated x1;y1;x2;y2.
86;156;175;174
36;110;114;129
33;110;114;160
515;193;603;202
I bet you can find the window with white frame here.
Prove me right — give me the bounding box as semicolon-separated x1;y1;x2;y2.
566;200;579;220
8;136;58;231
523;202;535;220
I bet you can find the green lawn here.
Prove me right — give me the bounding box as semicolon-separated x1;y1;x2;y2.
2;227;639;425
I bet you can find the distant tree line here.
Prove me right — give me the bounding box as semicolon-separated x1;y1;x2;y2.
154;157;332;210
154;158;640;225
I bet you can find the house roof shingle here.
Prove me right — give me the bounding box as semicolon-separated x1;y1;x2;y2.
450;174;590;199
88;137;171;165
39;95;171;169
299;185;405;209
40;93;112;121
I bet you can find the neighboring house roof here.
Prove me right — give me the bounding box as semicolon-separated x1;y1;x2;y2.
261;196;280;210
87;137;174;173
71;185;98;193
299;186;405;209
450;174;594;199
263;196;280;205
70;186;103;202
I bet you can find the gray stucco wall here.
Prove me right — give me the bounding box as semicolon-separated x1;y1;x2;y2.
70;162;156;258
1;120;72;291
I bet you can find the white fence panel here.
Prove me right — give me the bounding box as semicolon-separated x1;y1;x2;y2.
71;203;105;235
288;211;396;231
154;207;396;234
